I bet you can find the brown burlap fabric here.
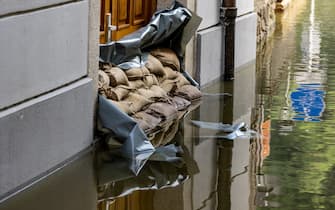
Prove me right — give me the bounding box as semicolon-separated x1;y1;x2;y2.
171;96;191;111
175;85;202;101
145;54;166;77
143;74;159;87
108;85;133;101
98;70;110;89
135;85;167;100
150;48;180;71
145;102;178;121
132;111;162;133
125;66;151;81
162;67;178;80
105;67;129;87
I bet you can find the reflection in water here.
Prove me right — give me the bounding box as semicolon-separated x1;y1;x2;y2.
254;0;335;209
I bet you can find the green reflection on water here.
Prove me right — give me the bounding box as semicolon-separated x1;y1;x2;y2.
256;0;335;209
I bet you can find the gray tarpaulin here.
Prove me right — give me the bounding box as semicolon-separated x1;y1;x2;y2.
98;2;202;158
100;1;202;69
98;96;155;158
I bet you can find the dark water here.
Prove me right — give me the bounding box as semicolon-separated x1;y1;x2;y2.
1;1;335;210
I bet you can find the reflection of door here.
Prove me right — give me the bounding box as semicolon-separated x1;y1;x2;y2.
100;0;157;43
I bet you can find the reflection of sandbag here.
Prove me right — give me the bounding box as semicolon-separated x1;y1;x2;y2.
98;70;110;89
145;54;166;77
105;67;129;87
175;85;202;101
125;66;150;80
160;120;180;146
146;102;178;121
151;48;180;71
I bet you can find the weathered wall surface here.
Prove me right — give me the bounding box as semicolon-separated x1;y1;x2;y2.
255;0;276;47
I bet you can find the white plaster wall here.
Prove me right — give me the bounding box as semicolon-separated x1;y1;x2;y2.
235;12;257;69
0;79;94;198
196;0;220;30
236;0;254;16
197;26;222;86
0;1;89;109
0;0;74;16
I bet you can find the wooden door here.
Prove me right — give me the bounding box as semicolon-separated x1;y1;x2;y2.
100;0;157;43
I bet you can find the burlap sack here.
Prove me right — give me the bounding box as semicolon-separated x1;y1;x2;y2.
145;54;166;77
136;86;167;100
128;80;146;89
125;93;153;113
108;85;133;101
105;67;129;87
150;48;180;72
98;70;110;89
125;66;150;80
145;102;178;121
160;79;178;93
175;72;190;88
109;100;133;114
143;74;159;87
171;96;191;111
132;111;162;133
175;85;202;101
162;67;178;80
99;62;112;71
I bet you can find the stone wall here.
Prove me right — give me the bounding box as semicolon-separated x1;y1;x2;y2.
255;0;276;48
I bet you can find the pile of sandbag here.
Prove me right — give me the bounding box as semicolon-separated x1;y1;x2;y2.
98;48;202;145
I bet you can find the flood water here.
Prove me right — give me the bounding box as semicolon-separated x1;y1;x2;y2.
1;0;335;209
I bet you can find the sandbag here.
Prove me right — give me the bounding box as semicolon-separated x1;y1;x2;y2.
135;86;167;100
175;72;190;87
125;66;150;80
125;93;154;113
160;79;178;94
145;102;178;121
145;54;166;77
171;96;191;111
105;67;129;87
150;48;180;71
163;67;178;80
175;85;202;101
132;111;162;133
108;86;133;101
98;70;110;89
128;80;146;89
143;74;159;87
109;100;133;114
